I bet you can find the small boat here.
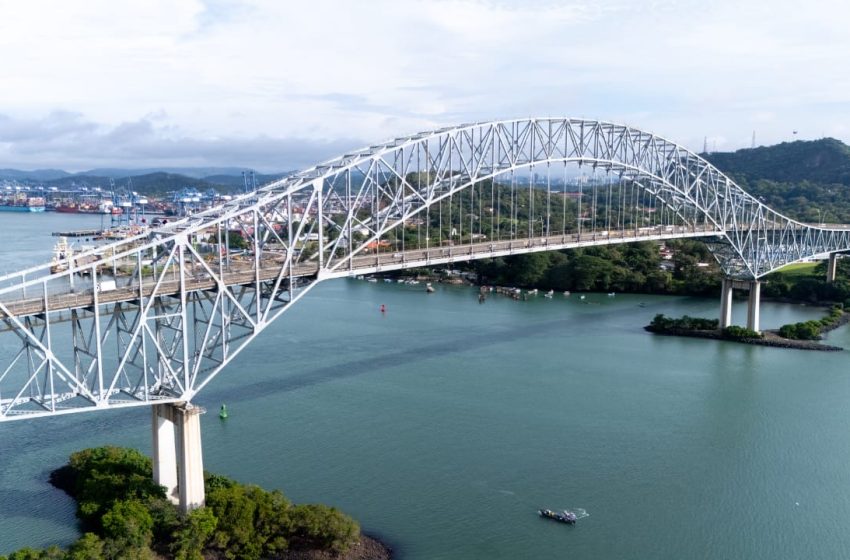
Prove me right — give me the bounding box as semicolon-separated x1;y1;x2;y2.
544;290;554;298
527;289;538;296
579;295;586;300
607;292;616;297
219;404;228;419
538;509;577;524
367;278;378;283
563;291;570;296
50;237;73;273
426;282;435;293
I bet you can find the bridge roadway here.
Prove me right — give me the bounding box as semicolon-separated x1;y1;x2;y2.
0;226;722;320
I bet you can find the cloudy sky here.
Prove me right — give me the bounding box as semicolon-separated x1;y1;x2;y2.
0;0;848;172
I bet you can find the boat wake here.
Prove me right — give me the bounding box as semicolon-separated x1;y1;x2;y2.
564;508;589;520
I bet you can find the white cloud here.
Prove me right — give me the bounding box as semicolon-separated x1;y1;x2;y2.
0;0;848;170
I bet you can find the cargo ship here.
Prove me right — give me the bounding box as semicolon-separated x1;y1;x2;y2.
55;201;114;214
0;197;46;212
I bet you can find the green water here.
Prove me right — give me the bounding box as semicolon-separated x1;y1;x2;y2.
2;213;850;558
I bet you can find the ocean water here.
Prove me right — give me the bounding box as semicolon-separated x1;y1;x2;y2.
1;212;849;559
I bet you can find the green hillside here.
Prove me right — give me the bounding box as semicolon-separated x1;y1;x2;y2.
706;138;850;185
706;138;850;223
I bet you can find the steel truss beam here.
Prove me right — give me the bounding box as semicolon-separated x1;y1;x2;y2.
1;118;848;420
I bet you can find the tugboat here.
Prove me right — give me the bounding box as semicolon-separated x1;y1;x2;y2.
538;508;577;524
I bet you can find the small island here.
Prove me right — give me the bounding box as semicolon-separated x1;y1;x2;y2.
1;447;391;560
645;306;848;351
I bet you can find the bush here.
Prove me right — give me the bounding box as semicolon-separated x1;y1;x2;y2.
648;313;718;333
778;305;844;340
101;500;154;559
289;504;360;553
6;548;63;560
205;482;291;560
65;447;165;528
172;507;218;560
722;326;762;340
67;534;104;560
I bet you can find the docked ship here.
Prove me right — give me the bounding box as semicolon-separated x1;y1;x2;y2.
55;201;115;214
55;202;81;213
0;196;46;212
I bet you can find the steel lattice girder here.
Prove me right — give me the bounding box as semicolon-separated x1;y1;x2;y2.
0;118;848;420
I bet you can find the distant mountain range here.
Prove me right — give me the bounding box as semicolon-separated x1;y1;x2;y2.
0;167;291;194
0;168;73;181
3;137;850;207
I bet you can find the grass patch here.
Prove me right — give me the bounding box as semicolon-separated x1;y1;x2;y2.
771;261;819;279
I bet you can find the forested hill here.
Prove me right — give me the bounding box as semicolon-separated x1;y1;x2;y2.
706;138;850;186
705;138;850;223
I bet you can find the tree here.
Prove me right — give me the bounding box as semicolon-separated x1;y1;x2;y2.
289;504;360;553
228;230;249;250
172;507;218;560
206;483;264;560
6;550;44;560
507;253;551;287
206;483;292;560
68;534;104;560
101;500;154;559
66;447;165;528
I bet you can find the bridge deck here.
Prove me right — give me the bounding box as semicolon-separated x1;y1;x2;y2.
0;227;721;319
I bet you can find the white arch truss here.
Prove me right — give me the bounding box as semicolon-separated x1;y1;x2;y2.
0;118;847;420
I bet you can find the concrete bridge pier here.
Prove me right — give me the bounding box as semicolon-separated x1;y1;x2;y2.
719;278;734;328
152;402;205;513
719;278;761;333
827;253;838;283
746;280;761;333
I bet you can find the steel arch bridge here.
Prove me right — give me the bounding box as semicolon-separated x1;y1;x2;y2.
1;117;849;421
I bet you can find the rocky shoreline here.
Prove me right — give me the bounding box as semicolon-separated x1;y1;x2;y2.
279;534;392;560
645;326;844;351
649;312;850;352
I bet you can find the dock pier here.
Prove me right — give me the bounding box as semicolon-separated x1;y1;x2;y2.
52;229;102;237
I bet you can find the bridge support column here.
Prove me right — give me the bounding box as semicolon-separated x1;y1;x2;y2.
746;280;761;333
152;403;205;513
719;278;733;329
827;254;838;283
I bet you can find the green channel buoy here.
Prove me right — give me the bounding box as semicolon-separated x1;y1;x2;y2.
219;404;228;419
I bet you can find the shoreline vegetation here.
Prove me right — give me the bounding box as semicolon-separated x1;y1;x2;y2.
385;240;850;351
1;447;391;560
